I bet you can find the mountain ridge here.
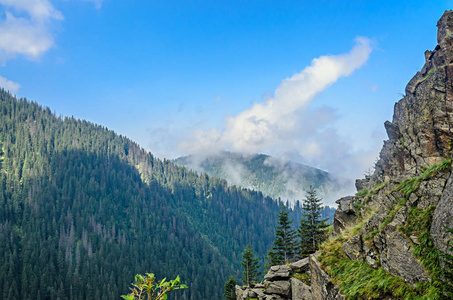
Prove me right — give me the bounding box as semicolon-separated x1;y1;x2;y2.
174;151;350;207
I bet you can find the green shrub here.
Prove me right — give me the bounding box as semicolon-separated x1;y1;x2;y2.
356;189;369;197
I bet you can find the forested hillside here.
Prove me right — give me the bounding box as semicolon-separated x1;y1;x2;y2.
175;152;337;222
175;152;346;206
0;90;290;299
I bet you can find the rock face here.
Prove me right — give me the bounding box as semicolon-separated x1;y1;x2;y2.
333;196;360;234
431;172;453;253
326;9;453;297
238;11;453;300
291;278;311;300
264;265;292;281
309;254;344;300
374;10;453;181
236;258;317;300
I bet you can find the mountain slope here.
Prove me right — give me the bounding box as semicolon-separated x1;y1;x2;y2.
174;152;347;207
0;91;286;299
307;10;453;299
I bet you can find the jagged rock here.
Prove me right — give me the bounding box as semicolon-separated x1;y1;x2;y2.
291;258;309;273
384;120;402;140
264;281;291;298
431;173;453;254
355;176;371;191
374;219;430;284
341;234;363;261
414;173;449;209
248;290;258;298
309;253;344;300
291;278;312;300
372;11;453;182
264;265;292;281
333;196;359;234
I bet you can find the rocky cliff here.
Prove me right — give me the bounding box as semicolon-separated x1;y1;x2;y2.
237;10;453;300
324;10;453;299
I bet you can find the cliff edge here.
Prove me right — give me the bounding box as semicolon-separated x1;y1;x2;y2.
235;11;453;300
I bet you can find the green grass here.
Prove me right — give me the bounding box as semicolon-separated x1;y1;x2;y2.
293;272;311;285
356;189;368;197
317;173;451;299
318;221;444;299
397;158;451;197
364;230;379;241
313;159;452;299
356;181;389;203
399;206;444;286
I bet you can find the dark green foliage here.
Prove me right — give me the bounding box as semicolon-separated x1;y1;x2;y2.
298;186;329;258
268;205;297;265
441;227;453;297
0;90;284;299
241;244;261;286
223;276;237;300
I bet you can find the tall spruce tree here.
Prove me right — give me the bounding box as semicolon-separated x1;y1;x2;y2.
268;205;296;265
297;186;329;258
223;276;237;300
241;244;261;286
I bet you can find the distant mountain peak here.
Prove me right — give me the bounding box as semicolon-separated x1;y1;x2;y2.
174;151;353;206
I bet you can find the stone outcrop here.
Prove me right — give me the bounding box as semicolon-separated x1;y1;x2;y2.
333;196;360;234
264;265;291;281
291;258;309;273
374;10;453;182
291;278;311;300
324;10;453;297
236;258;316;300
238;10;453;299
309;254;344;300
431;172;453;253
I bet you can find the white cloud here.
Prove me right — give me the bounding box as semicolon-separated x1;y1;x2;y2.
0;75;20;93
180;37;373;179
0;0;63;62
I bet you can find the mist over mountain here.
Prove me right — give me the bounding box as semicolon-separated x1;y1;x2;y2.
174;151;353;207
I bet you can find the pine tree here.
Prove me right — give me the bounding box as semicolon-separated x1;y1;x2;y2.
297;186;330;258
268;205;296;265
241;244;261;287
223;276;237;300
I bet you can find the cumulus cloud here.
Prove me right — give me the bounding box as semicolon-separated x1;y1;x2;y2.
180;37;373;179
0;0;63;63
0;75;20;93
221;37;372;152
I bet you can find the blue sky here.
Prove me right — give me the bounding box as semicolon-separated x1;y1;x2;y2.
0;0;452;180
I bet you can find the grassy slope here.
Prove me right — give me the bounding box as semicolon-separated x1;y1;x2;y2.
317;159;451;299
